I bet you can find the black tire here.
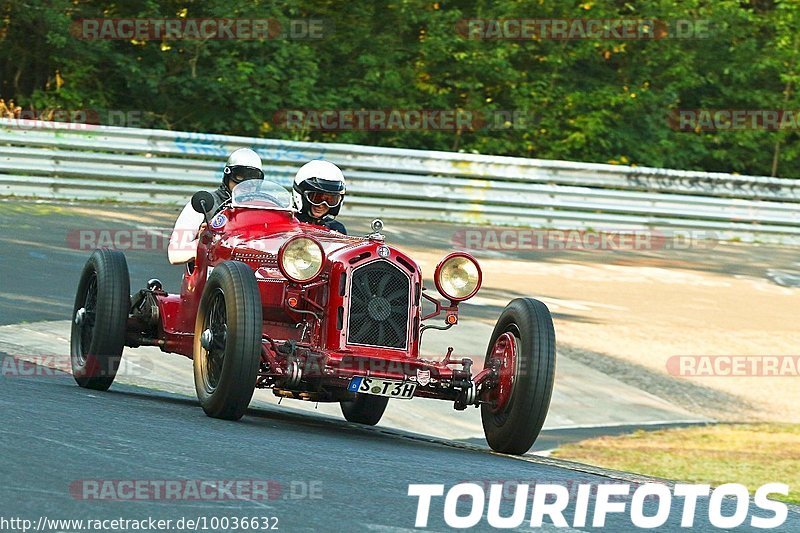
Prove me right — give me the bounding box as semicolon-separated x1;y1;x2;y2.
340;394;389;426
481;298;556;455
193;261;262;420
70;249;130;391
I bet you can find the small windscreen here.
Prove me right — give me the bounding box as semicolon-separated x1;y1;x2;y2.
230;179;292;210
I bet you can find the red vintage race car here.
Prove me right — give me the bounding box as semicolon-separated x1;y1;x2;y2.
70;180;556;455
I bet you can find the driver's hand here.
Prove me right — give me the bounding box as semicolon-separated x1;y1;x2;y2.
197;222;207;236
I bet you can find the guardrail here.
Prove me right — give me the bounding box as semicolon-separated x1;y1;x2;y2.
1;118;798;239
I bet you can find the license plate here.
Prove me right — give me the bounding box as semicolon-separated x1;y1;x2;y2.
347;377;416;400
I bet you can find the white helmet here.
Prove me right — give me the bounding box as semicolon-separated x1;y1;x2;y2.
223;148;264;187
292;160;346;219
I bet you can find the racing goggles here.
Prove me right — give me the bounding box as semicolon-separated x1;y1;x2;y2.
304;190;343;208
226;165;264;183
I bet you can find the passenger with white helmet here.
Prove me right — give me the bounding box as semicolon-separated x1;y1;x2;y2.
220;147;265;191
292;159;347;234
168;148;264;264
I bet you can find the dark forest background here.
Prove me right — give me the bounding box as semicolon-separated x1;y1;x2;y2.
1;0;799;177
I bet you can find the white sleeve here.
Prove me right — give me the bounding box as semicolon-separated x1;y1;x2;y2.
168;201;206;265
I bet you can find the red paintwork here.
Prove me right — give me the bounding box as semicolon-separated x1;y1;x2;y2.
127;203;490;402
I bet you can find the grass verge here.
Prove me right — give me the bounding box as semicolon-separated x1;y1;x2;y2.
552;423;799;504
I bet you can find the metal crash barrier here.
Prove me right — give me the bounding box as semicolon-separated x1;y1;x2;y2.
0;118;798;240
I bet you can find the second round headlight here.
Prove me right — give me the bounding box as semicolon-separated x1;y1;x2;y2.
279;236;324;282
435;254;481;301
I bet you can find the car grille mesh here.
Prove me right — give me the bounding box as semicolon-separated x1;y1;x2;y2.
348;261;410;349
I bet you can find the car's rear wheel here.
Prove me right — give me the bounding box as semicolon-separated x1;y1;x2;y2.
340;394;389;426
193;261;262;420
480;298;556;455
70;249;130;391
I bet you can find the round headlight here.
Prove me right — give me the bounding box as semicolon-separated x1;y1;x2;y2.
435;253;481;301
279;236;324;282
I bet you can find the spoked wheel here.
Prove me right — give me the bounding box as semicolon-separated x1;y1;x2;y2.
70;249;130;391
198;288;227;394
480;298;556;455
340;394;389;426
193;261;262;421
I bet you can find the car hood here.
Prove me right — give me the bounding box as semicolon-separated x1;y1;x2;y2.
221;227;371;257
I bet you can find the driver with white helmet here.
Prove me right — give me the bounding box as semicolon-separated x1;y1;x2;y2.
292;160;347;235
168;148;264;264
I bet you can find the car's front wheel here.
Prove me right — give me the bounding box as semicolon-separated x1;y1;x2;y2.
70;249;130;391
193;261;262;421
480;298;556;455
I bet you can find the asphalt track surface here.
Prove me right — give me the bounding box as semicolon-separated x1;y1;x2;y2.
3;353;798;532
2;200;799;531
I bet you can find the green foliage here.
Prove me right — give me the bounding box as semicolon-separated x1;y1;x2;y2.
0;0;798;176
